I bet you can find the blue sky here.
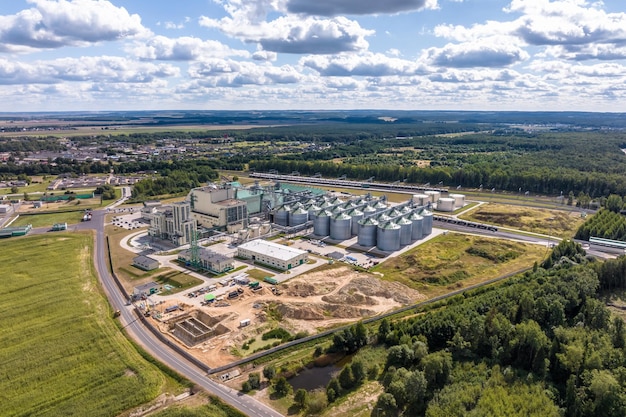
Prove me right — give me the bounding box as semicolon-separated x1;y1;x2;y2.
0;0;625;112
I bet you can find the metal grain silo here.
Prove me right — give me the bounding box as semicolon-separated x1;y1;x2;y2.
313;209;332;236
421;209;433;235
413;194;429;206
377;221;401;252
357;217;378;247
330;212;352;241
400;205;413;215
407;212;424;240
450;193;466;208
289;207;309;226
362;205;377;219
377;212;391;223
437;198;456;212
397;217;413;246
374;200;388;213
274;205;290;226
306;203;321;220
347;208;364;235
388;208;402;219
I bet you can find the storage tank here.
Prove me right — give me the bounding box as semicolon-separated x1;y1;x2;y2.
260;222;271;235
306;203;321;220
274;205;290;226
437;197;456;212
388;208;403;219
362;205;377;219
377;212;391;223
249;224;260;237
421;209;433;235
407;212;424;240
357;217;378;247
397;217;413;246
238;229;249;241
330;212;352;241
289;207;309;226
347;208;364;235
377;222;401;251
373;200;388;213
450;193;466;208
425;190;441;203
413;194;429;206
313;209;332;236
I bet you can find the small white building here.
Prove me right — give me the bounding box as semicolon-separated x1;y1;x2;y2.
237;239;308;270
0;204;12;214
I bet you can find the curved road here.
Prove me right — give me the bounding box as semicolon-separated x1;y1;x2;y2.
87;209;283;417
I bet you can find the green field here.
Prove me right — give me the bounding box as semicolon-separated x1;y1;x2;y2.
373;233;545;297
0;233;165;417
11;211;86;227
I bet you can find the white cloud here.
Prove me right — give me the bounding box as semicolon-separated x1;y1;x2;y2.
0;0;149;52
200;14;372;54
128;36;250;61
423;41;529;68
0;56;178;85
285;0;438;17
188;59;303;86
300;52;430;76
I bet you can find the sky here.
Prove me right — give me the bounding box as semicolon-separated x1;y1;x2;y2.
0;0;625;112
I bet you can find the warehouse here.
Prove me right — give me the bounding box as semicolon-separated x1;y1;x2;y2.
237;239;308;270
132;255;160;271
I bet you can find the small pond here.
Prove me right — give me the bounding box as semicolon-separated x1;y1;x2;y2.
289;365;341;391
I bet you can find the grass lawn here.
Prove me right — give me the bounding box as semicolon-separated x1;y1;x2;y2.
459;203;587;238
246;268;275;281
0;233;166;417
372;233;546;298
11;210;86;227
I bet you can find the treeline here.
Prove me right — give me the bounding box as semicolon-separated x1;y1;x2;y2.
130;162;218;200
295;240;626;417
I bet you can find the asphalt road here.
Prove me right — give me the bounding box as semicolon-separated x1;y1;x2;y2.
84;208;283;417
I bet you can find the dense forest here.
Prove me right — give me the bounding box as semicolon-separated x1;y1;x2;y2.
308;241;626;416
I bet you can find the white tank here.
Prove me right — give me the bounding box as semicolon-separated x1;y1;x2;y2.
450;193;465;208
273;205;290;226
260;222;271;235
425;190;441;203
238;229;249;240
437;197;456;212
249;224;261;237
413;194;429;206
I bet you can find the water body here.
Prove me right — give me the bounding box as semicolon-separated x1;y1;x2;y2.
289;365;341;391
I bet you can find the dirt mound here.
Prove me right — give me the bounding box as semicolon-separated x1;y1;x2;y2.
276;301;376;320
322;275;422;305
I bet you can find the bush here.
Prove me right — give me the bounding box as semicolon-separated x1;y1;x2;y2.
262;327;292;341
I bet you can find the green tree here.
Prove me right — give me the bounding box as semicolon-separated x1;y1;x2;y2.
263;364;276;381
351;359;366;386
273;377;292;398
293;388;309;409
247;372;261;390
605;194;624;213
375;393;399;417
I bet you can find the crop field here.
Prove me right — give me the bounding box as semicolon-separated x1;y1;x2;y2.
373;233;545;297
0;233;165;417
459;203;587;238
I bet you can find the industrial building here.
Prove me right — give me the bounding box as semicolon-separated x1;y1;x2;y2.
177;247;234;274
147;201;197;246
132;255;160;271
0;224;32;238
0;204;12;214
237;239;308;270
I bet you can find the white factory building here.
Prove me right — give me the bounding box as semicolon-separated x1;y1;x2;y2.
237;239;308;271
189;185;248;232
147;201;197;246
